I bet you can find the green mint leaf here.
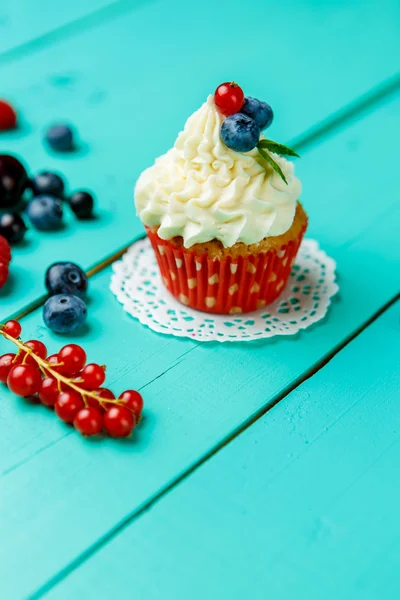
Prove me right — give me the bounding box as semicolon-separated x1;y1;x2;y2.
258;147;288;184
257;139;299;158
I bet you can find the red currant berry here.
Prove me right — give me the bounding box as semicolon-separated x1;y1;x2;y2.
7;364;41;397
0;235;11;264
3;320;22;338
58;344;86;375
119;390;143;419
96;388;115;399
78;364;105;389
26;340;47;358
104;406;135;438
73;407;103;436
55;391;85;423
214;82;245;116
0;353;17;383
46;353;65;374
87;388;114;412
20;339;47;365
0;100;17;131
39;377;59;407
86;397;103;412
0;260;9;289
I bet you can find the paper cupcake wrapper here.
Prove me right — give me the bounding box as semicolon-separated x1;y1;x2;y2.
146;227;306;314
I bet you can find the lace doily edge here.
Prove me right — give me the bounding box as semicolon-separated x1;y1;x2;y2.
109;238;339;343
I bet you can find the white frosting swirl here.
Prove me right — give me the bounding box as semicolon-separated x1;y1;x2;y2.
135;96;302;247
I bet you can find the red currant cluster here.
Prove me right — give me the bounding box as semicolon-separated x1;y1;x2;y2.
0;320;143;438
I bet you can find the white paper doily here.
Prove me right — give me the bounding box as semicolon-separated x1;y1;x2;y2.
110;238;338;342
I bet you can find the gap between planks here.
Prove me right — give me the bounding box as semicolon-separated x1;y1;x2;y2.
6;70;400;325
30;293;400;599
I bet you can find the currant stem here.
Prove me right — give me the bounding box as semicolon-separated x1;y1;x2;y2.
0;329;122;409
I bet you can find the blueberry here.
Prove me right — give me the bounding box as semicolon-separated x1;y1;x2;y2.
45;261;88;298
45;124;74;152
0;212;27;244
31;171;65;198
240;97;274;130
43;294;87;333
220;113;260;153
27;195;63;231
0;155;29;209
68;190;94;219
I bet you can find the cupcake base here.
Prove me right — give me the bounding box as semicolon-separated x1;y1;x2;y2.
146;203;307;315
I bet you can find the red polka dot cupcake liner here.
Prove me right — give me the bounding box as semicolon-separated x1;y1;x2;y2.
146;226;307;314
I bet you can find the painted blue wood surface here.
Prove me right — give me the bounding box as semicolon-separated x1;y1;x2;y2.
0;0;125;55
0;0;399;317
46;302;400;600
0;2;399;598
0;95;399;597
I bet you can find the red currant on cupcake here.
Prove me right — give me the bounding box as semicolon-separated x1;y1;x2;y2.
214;82;245;116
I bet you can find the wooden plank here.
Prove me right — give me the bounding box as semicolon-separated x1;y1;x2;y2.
45;302;400;600
1;0;400;317
0;95;399;598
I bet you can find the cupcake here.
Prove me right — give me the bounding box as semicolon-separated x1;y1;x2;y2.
135;82;307;314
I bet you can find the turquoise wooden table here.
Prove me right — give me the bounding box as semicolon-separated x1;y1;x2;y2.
0;1;399;598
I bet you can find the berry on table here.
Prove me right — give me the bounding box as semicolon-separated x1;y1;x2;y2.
240;97;274;130
46;353;65;374
0;212;27;244
0;235;11;264
43;294;87;333
78;363;105;389
31;171;65;199
58;344;86;375
0;155;28;210
214;82;245;116
21;339;48;365
55;390;85;423
104;406;135;438
0;353;17;383
0;259;9;289
39;377;59;407
87;387;114;412
7;363;41;397
3;320;22;338
68;191;94;219
45;262;88;298
27;195;63;231
0;234;11;288
119;390;143;419
96;388;114;399
45;124;74;152
73;407;103;436
221;113;260;152
0;100;17;131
